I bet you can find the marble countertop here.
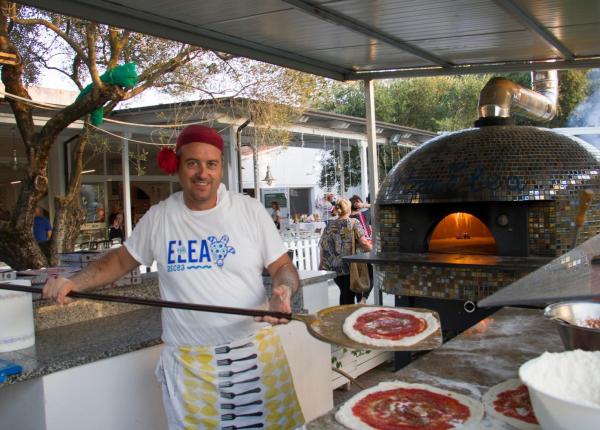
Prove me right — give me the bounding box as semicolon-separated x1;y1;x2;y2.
31;269;331;330
0;308;162;387
0;269;330;387
308;307;564;429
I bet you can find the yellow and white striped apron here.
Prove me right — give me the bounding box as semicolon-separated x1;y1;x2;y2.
156;326;304;430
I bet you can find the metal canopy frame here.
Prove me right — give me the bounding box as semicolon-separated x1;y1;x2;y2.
19;0;600;82
19;0;600;307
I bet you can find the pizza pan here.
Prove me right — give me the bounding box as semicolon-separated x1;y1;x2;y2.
292;304;443;351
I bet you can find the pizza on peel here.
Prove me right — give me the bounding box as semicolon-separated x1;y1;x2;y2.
482;379;540;430
335;381;484;430
342;307;439;347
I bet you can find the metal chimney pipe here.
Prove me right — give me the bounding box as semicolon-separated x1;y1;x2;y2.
477;70;558;122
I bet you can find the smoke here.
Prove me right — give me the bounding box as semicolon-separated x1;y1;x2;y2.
568;69;600;127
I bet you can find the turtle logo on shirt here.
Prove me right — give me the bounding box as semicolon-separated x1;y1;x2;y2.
207;235;236;267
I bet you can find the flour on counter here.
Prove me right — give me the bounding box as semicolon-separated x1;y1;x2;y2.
519;350;600;408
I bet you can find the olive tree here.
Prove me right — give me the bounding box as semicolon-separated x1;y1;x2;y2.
0;2;321;269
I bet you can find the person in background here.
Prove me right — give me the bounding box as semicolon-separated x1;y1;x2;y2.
319;199;372;305
326;193;337;220
33;206;52;242
316;192;336;224
271;200;281;229
349;195;371;239
43;124;304;430
349;195;374;303
108;212;125;242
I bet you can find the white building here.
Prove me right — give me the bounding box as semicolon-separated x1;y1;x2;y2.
0;91;435;243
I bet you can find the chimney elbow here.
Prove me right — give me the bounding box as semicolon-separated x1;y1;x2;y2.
477;71;558;123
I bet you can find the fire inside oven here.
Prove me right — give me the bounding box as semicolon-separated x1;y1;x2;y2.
428;212;496;255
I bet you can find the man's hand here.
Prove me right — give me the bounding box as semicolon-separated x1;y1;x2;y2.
43;276;77;305
256;284;292;325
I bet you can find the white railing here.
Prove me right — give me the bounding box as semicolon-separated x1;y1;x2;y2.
284;236;321;271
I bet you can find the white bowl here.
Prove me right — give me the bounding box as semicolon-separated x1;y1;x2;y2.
519;351;600;430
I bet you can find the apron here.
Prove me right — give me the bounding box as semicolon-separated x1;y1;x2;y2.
156;326;305;430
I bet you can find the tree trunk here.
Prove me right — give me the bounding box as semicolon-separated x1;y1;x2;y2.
48;194;85;266
48;127;90;265
0;134;55;269
0;227;47;270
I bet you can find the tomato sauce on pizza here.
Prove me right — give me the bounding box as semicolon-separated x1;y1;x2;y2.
493;384;538;424
351;387;471;430
353;309;427;340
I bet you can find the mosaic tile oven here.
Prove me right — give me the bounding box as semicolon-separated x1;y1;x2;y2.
373;125;600;301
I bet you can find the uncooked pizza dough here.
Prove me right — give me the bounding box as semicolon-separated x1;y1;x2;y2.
335;380;484;430
343;306;439;347
482;379;540;430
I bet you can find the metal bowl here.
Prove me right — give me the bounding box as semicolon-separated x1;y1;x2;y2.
544;301;600;351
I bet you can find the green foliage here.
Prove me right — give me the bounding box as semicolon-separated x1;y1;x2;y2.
550;69;591;127
316;71;596;188
318;71;592;131
317;76;491;132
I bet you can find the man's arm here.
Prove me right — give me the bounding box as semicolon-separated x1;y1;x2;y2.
256;253;299;325
268;253;300;296
43;246;140;305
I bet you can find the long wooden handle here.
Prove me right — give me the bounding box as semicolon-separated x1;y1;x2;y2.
0;283;293;320
576;189;594;228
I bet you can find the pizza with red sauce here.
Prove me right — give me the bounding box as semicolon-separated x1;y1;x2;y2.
335;381;484;430
482;379;540;430
342;306;439;347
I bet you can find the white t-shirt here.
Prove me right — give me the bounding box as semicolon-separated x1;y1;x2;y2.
125;184;287;346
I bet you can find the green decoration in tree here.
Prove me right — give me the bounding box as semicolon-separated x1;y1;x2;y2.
77;62;139;125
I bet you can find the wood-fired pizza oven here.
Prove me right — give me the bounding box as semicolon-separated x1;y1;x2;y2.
372;125;600;306
354;70;600;368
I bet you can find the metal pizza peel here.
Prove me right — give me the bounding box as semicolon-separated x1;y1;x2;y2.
0;284;441;351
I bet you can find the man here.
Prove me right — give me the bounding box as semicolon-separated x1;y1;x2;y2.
33;206;52;242
43;125;304;430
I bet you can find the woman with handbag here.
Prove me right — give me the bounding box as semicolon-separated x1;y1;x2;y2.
350;195;374;302
319;199;372;305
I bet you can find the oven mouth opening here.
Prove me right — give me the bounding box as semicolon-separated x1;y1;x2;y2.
428;212;497;255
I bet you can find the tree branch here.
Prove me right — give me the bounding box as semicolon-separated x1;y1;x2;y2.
213;51;236;61
11;16;89;65
0;0;34;148
107;28;128;69
85;22;101;87
37;84;124;158
71;54;84;90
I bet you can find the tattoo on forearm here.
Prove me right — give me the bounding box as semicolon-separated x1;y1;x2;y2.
273;262;299;296
68;249;123;291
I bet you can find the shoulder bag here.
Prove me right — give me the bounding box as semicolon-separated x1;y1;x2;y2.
349;220;371;294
